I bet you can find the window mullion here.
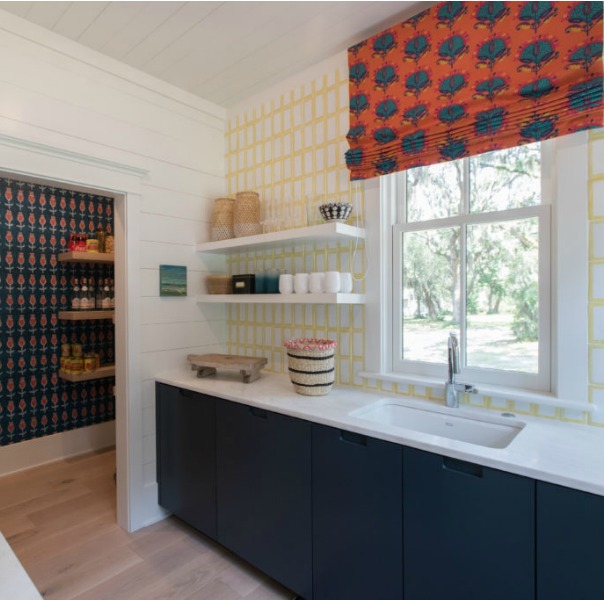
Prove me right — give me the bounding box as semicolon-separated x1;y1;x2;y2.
459;158;470;370
460;225;467;371
462;157;470;215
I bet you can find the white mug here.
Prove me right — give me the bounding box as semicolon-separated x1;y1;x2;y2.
340;272;353;293
323;271;341;293
294;273;309;294
279;273;294;294
309;272;325;294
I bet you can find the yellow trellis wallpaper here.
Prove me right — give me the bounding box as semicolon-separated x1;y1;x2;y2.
225;68;368;387
225;62;603;427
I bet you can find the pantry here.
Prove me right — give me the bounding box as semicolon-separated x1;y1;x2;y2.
0;175;117;461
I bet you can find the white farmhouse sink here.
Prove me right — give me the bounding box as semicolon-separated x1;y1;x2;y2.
350;399;524;449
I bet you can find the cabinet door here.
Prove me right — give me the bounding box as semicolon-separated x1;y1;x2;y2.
312;424;402;600
216;401;312;599
537;481;604;600
156;383;216;539
403;447;534;600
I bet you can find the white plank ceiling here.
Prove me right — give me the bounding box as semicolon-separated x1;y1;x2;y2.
0;1;423;107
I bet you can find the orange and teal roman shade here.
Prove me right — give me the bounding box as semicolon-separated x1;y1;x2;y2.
345;1;603;180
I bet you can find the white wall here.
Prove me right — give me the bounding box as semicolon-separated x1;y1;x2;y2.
0;10;228;530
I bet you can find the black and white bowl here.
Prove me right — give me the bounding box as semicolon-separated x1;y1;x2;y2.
318;202;353;223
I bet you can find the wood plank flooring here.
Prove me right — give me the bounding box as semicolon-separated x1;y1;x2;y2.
0;449;294;599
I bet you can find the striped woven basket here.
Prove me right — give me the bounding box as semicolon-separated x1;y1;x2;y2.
284;338;337;396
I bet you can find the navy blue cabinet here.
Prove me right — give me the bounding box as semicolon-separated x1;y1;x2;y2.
537;481;604;600
312;424;403;600
403;447;535;600
156;383;604;600
156;383;217;539
216;401;312;599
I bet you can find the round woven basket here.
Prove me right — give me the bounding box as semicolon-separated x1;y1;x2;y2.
234;191;262;237
284;338;337;396
211;197;235;241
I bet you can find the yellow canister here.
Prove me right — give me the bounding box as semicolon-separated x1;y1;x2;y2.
104;234;114;253
71;343;83;358
71;358;84;374
61;343;71;357
86;238;99;253
84;355;96;372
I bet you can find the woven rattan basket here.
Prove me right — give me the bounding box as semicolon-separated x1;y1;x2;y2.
211;197;235;241
284;338;337;396
206;274;232;294
234;191;262;237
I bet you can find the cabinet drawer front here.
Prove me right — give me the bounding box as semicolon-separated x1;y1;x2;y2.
403;447;534;600
537;481;604;600
216;401;312;598
312;423;403;600
156;383;217;539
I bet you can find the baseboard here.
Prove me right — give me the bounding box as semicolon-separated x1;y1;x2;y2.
0;421;116;477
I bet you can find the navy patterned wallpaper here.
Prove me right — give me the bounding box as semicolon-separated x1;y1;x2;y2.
0;177;115;446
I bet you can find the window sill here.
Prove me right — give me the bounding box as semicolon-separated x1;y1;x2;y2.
357;371;595;413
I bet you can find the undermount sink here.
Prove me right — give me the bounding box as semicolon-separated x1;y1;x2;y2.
350;399;524;449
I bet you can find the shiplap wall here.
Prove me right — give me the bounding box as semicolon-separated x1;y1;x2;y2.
0;10;227;530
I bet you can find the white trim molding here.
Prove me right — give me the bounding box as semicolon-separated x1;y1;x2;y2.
0;138;146;532
357;371;596;413
0;133;148;179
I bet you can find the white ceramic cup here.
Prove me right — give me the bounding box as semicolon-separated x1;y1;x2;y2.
294;273;309;294
279;273;294;294
309;272;325;294
340;272;353;293
323;271;341;293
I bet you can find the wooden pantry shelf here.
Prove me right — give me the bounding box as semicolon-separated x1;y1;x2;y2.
58;252;114;264
196;293;365;305
59;364;116;382
59;310;115;321
195;222;365;255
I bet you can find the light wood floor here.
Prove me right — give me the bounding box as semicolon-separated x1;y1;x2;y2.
0;449;294;600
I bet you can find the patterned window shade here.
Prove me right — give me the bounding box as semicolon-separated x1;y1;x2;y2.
345;1;603;180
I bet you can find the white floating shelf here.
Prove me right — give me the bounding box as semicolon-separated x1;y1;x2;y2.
196;293;365;305
196;222;365;254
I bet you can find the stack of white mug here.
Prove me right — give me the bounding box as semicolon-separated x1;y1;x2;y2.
279;272;353;294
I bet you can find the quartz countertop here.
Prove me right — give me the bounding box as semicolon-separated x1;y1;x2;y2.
157;368;604;497
0;532;42;600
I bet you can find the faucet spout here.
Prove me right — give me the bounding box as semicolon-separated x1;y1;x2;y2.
445;333;476;408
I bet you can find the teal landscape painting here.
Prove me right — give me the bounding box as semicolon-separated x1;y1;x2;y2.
160;265;187;297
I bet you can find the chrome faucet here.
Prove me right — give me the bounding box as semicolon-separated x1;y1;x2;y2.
445;333;477;408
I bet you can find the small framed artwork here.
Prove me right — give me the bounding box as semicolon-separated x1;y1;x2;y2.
160;265;187;297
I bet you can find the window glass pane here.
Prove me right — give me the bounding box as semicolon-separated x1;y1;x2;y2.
466;218;539;373
402;227;460;363
406;161;462;222
469;143;540;213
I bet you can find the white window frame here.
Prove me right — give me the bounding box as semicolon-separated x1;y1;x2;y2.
361;132;589;410
391;153;551;392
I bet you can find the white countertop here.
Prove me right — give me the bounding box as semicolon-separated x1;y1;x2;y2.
0;532;42;600
157;368;604;497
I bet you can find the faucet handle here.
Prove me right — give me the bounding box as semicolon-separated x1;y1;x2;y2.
454;382;478;395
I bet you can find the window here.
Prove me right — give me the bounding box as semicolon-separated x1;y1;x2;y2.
390;143;550;391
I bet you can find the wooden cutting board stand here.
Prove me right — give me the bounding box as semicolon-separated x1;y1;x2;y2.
187;353;268;383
